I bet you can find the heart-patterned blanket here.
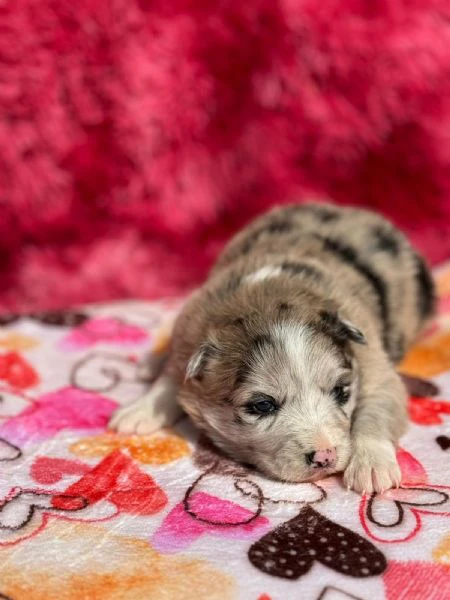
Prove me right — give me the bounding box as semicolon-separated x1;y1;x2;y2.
0;270;450;600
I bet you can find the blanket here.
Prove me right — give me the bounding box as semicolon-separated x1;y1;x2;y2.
0;268;449;599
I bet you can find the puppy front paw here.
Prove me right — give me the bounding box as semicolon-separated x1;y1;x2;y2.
108;400;160;435
343;438;401;494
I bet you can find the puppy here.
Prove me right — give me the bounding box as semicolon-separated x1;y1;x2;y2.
109;202;435;493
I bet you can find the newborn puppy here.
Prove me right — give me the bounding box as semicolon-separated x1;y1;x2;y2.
109;202;435;493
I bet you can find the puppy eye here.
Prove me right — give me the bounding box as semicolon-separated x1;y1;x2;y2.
246;395;278;416
332;385;350;406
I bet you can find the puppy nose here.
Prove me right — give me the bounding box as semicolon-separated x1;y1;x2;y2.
305;447;336;468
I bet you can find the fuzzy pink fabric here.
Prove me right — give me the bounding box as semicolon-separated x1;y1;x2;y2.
1;1;450;312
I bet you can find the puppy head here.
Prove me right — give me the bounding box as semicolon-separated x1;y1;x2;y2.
179;299;365;483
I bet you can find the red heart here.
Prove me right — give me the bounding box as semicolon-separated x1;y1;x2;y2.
0;352;39;389
52;450;167;516
50;494;87;511
408;396;450;425
31;457;90;485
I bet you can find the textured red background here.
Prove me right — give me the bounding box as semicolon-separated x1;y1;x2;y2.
1;1;450;312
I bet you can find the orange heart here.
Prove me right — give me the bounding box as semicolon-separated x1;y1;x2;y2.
433;533;450;566
70;432;190;465
400;332;450;378
436;268;450;297
0;333;39;351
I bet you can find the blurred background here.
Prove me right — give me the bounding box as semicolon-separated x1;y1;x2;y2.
1;0;450;313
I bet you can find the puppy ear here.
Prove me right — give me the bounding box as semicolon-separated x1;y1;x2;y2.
320;311;366;345
186;342;218;381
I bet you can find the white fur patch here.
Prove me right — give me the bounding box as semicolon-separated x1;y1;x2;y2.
244;265;283;283
272;322;313;377
271;321;345;430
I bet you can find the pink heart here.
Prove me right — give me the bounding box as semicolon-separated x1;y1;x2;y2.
59;317;149;350
397;448;428;484
384;561;450;600
152;492;270;553
0;386;117;446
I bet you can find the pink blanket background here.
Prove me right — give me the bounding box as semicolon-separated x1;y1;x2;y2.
2;1;450;313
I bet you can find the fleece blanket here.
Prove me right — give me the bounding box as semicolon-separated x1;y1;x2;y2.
0;270;449;599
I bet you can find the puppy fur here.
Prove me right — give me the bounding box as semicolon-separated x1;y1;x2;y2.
110;202;435;493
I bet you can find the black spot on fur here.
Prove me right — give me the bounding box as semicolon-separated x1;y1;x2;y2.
413;252;435;319
371;226;400;256
284;203;339;223
306;204;340;223
391;333;406;363
234;414;244;425
267;221;294;235
278;302;291;312
316;235;390;350
319;311;366;346
217;272;242;297
226;273;242;293
241;236;258;254
241;220;295;254
280;261;323;281
251;334;274;354
235;334;275;389
342;352;353;370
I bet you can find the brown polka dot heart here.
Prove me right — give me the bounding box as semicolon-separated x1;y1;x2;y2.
436;435;450;451
248;506;387;580
400;373;440;398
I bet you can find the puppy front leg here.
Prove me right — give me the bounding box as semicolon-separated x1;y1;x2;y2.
108;374;182;435
344;357;408;494
137;316;174;382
